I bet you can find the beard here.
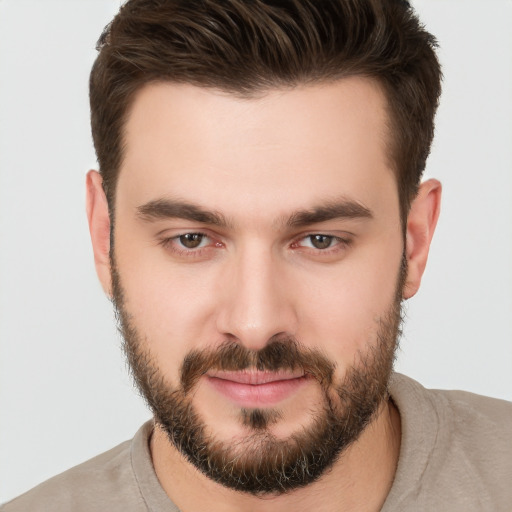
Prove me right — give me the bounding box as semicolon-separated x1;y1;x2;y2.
111;256;405;496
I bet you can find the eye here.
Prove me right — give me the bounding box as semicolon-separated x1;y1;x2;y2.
178;233;208;249
290;233;353;257
299;234;341;250
159;231;223;259
305;234;336;250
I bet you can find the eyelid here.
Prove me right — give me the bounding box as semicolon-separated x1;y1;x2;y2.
155;225;215;238
290;232;354;255
292;231;353;244
157;229;223;258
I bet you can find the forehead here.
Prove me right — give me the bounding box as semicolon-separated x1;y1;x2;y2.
118;78;397;221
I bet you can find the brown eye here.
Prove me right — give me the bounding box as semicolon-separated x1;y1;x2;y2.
309;234;334;249
179;233;205;249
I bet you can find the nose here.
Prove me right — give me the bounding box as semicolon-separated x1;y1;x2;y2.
215;243;298;351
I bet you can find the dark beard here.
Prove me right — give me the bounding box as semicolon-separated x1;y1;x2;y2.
111;257;405;496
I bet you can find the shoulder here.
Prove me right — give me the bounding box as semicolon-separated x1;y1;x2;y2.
387;373;512;511
391;372;512;438
1;438;145;512
431;386;512;436
428;386;512;472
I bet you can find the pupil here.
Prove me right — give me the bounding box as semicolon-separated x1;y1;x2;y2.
180;233;203;249
311;234;332;249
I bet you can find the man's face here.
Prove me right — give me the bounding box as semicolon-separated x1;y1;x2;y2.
111;78;405;493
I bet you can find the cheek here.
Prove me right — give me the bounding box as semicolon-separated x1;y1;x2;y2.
295;241;403;363
113;237;221;375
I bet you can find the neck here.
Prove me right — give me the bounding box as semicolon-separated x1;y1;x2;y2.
151;398;401;512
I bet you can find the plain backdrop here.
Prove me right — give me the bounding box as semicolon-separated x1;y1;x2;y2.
1;0;511;504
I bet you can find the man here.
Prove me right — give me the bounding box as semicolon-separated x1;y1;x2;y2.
2;0;511;510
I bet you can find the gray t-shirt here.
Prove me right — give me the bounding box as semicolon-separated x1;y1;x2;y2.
2;373;511;511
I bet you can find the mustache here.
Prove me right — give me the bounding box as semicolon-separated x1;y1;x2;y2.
180;337;335;394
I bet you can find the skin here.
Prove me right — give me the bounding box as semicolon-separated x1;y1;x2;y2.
87;77;441;511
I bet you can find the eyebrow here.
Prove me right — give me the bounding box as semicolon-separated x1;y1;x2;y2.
136;197;373;229
286;199;373;227
137;199;230;227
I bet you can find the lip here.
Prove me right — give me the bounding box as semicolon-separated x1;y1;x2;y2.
206;370;309;407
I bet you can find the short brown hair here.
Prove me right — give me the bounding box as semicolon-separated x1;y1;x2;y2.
90;0;441;221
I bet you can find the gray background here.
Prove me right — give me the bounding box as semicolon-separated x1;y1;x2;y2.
1;0;511;503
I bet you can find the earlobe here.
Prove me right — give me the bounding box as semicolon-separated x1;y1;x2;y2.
403;179;442;299
86;170;112;297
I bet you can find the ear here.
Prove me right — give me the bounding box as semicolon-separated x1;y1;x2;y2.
403;179;442;299
86;170;112;297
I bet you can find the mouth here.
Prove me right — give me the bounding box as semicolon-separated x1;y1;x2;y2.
205;370;310;407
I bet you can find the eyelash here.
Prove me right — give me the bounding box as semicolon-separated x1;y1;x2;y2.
159;233;221;259
291;234;352;254
159;232;353;259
